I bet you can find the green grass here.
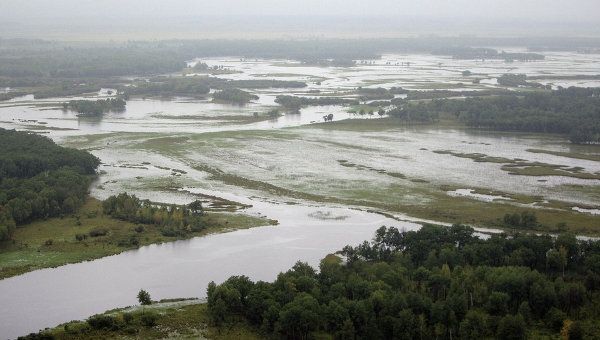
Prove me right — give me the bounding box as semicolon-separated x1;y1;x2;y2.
0;198;276;279
527;148;600;162
32;300;262;340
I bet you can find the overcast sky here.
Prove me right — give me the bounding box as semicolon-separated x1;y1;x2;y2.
1;0;599;22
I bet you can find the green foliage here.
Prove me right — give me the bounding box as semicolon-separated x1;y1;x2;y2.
207;225;600;339
102;193;205;235
503;211;538;229
496;314;527;340
0;129;99;239
137;289;152;305
140;312;158;327
63;98;126;115
87;314;118;330
212;88;259;104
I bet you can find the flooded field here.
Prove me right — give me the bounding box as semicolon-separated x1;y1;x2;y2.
0;51;599;338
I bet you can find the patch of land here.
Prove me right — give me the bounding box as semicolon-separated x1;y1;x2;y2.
0;198;276;279
527;148;600;162
23;299;260;340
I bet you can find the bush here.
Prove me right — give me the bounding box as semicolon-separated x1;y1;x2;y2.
496;314;526;340
140;312;158;327
89;228;108;237
134;225;145;233
122;312;133;325
546;308;567;331
87;314;117;330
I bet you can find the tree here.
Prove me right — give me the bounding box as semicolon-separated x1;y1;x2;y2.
459;310;488;339
496;314;526;340
137;289;152;305
277;293;321;339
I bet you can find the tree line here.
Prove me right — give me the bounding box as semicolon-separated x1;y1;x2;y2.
387;87;600;144
0;128;99;240
207;224;600;339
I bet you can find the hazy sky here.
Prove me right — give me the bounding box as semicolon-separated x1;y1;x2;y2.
1;0;599;21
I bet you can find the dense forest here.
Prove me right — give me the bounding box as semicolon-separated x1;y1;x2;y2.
102;193;205;237
389;88;600;144
207;224;600;339
0;129;99;240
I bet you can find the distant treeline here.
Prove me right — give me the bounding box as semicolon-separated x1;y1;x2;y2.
4;37;600;80
432;47;545;61
102;193;204;237
207;224;600;339
390;88;600;144
0;129;99;240
63;98;126;115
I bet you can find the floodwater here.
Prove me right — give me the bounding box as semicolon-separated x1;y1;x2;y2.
0;51;599;338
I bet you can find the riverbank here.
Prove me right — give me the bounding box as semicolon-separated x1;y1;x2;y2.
0;197;277;280
20;299;261;340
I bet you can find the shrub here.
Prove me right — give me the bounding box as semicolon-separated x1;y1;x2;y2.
89;228;108;237
122;312;133;325
140;312;158;327
87;314;117;330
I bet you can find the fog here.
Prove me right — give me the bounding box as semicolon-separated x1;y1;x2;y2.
1;0;600;39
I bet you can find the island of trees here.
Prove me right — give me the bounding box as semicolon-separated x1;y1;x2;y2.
63;98;126;115
102;192;205;237
212;88;259;104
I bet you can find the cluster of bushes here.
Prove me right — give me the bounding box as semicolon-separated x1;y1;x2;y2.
102;193;205;237
503;211;538;229
207;224;600;339
63;98;126;115
0;129;99;240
